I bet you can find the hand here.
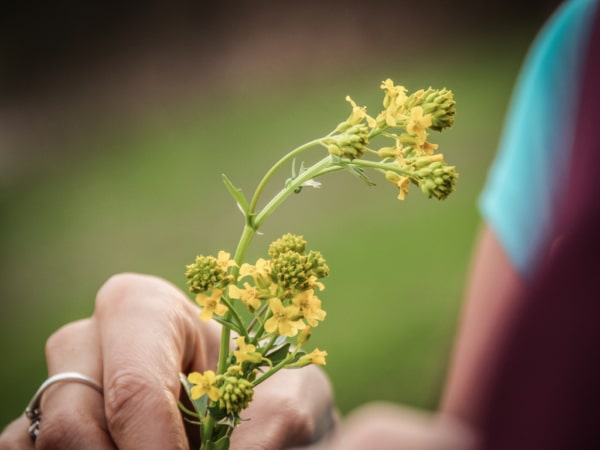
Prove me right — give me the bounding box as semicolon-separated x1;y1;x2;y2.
0;273;335;449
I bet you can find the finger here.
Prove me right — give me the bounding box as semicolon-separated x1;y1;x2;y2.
36;319;115;450
0;416;34;450
94;273;220;450
230;366;336;450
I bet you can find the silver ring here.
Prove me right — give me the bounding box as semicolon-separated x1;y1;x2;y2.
25;372;103;442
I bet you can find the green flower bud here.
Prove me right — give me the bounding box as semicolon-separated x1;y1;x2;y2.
421;88;456;131
185;255;232;293
418;163;458;200
217;375;254;415
307;250;329;278
324;124;369;160
268;233;307;258
271;250;313;291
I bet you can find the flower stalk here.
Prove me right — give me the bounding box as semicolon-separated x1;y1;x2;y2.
180;79;458;449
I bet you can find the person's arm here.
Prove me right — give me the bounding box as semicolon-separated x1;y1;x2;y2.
0;273;335;450
440;224;525;426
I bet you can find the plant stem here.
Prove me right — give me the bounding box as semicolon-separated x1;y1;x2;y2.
248;137;326;215
254;156;333;228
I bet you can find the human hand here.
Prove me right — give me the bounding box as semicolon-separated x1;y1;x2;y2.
0;273;335;450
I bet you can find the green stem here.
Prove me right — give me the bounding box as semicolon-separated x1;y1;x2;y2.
248;137;326;215
220;297;248;339
253;353;296;386
254;156;333;228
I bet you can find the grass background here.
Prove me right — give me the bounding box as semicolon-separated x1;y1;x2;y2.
0;28;536;427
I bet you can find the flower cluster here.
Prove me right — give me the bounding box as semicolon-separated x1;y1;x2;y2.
182;234;328;439
179;78;458;450
326;79;458;201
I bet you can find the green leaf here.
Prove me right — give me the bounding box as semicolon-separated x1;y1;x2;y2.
203;435;231;450
347;165;376;186
208;405;229;422
264;343;291;366
210;316;243;335
222;174;249;214
179;373;208;417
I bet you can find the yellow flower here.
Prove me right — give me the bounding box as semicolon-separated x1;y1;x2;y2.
228;282;262;312
292;289;326;327
406;106;432;145
385;171;410;200
188;370;220;401
297;348;328;367
265;298;305;337
380;79;407;109
233;336;263;364
195;288;228;321
345;95;367;125
217;250;237;271
423;141;439;155
239;258;271;288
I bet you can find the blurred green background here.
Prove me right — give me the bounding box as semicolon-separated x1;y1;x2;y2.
1;0;560;429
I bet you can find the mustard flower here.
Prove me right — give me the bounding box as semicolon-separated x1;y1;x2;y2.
195;288;228;321
292;289;326;327
406;106;432;146
188;370;220;401
233;336;263;365
345;95;368;125
265;298;305;337
239;258;272;288
297;348;328;367
228;282;262;312
385;171;410;201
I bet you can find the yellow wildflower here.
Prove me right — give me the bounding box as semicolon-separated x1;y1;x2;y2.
297;348;328;367
195;288;228;321
228;282;262;312
406;106;432;145
233;336;263;365
380;79;408;109
385;171;410;200
345;95;367;125
292;289;326;327
239;258;271;288
423;141;439;155
217;250;237;271
188;370;220;401
265;298;305;337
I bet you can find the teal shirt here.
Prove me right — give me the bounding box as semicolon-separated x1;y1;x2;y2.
478;0;598;277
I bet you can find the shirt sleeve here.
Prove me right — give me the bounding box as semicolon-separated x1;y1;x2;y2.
478;0;598;277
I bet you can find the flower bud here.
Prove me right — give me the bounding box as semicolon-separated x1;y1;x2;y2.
307;250;329;278
268;233;307;258
218;375;254;415
421;88;456;131
186;255;233;293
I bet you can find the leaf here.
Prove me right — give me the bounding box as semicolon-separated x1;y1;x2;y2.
208;405;229;422
211;316;243;335
204;435;231;450
179;373;208;417
347;165;376;186
288;350;306;364
222;174;249;214
264;343;291;366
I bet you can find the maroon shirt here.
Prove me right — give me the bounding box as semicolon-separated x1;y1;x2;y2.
477;4;600;449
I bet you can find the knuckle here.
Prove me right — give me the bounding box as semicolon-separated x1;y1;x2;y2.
95;273;145;312
104;369;172;434
94;273;186;316
45;319;92;360
36;409;103;450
